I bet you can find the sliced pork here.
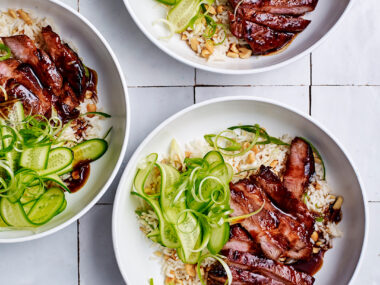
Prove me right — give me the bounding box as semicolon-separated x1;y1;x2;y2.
2;35;63;93
229;177;313;261
283;137;315;199
256;165;315;233
223;224;261;254
41;25;87;99
0;59;51;115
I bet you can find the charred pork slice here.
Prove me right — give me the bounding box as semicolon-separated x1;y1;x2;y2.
41;25;87;99
2;35;63;93
230;177;312;261
240;8;311;32
243;21;294;55
209;263;285;285
223;224;262;254
229;0;318;16
0;59;51;115
256;165;314;233
222;249;314;285
283;138;315;200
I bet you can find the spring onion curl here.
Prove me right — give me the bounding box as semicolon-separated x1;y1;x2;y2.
299;137;326;180
228;125;289;146
197;253;232;285
227;200;265;224
149;278;154;285
0;44;11;61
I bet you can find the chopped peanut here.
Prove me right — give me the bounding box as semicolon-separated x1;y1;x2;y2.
270;160;278;168
252;145;259;154
185;264;196;277
165;276;175;285
246;152;255;164
201;48;211;58
17;9;32;25
204;4;216;15
333;196;343;210
313;247;320;254
72;170;80;180
189;37;199;52
238;47;252;59
311;231;319;242
216;5;226;14
181;33;187;41
316;241;323;247
315;182;321;190
154;251;163;257
8;9;17;19
85;90;93;99
205;40;214;53
185;151;191;158
227;51;238;58
230;43;239;53
87;103;96;113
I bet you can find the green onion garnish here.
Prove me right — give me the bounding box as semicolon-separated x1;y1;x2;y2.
0;44;11;61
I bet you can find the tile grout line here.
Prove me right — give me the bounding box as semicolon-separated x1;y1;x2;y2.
309;53;313;116
77;220;81;285
126;84;380;88
77;0;80;12
193;69;197;103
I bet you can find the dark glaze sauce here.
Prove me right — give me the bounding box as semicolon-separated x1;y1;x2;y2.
64;163;90;193
86;67;98;101
292;251;325;276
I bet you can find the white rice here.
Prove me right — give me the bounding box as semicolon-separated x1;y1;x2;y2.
137;128;343;284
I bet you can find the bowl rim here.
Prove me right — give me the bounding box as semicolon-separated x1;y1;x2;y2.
112;95;368;285
122;0;355;74
0;0;130;243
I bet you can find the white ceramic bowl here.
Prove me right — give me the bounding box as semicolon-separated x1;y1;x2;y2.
113;96;367;285
123;0;353;74
0;0;129;242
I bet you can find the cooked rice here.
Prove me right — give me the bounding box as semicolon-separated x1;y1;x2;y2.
180;0;251;61
137;128;343;284
0;9;104;147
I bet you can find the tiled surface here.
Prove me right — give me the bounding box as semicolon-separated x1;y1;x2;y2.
2;0;380;284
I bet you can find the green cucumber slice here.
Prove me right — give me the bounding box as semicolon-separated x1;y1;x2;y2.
0;198;34;227
43;174;70;193
28;187;64;225
167;0;201;33
20;144;51;170
204;151;225;169
23;200;36;215
132;192;180;248
56;198;67;215
20;185;45;204
57;139;108;175
38;147;73;176
207;222;230;254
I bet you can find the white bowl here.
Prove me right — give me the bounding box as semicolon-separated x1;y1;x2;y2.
0;0;129;242
113;96;367;285
123;0;353;74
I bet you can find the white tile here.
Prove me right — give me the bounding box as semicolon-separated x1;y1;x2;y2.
196;86;309;113
60;0;78;10
311;86;380;201
353;202;380;284
79;0;194;87
0;224;77;285
196;56;310;86
312;0;380;85
79;205;124;285
99;87;194;203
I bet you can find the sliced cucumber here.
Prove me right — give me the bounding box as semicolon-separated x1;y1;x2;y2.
207;222;230;254
28;187;64;225
56;198;67;215
167;0;201;33
57;139;108;175
204;150;225;169
43;174;70;192
23;200;36;215
20;144;51;170
38;147;73;176
175;212;201;264
0;198;34;227
132;192;180;248
20;185;45;204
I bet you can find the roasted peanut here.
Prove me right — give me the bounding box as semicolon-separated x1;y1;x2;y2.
185;264;196;277
238;47;252;59
189;37;199;52
17;9;32;25
8;9;17;19
311;231;319;242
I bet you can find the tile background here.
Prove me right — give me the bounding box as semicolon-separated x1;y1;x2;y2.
1;0;379;284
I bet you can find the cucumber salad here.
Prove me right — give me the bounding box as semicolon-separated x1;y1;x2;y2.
0;102;110;229
133;125;296;284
